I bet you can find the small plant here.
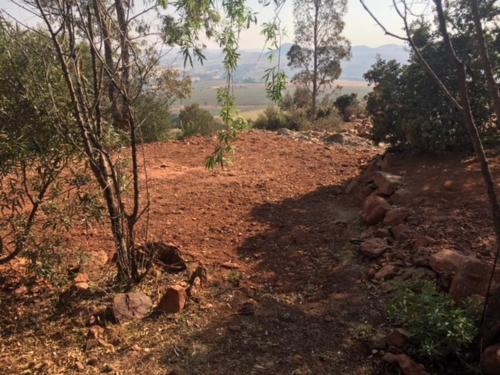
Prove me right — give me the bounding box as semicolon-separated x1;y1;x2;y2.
228;270;242;287
388;280;479;361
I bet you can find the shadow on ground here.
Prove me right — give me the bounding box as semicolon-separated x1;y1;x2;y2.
161;183;390;374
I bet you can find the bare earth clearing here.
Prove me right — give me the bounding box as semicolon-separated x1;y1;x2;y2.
1;130;499;374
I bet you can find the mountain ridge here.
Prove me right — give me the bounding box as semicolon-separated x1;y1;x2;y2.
162;43;409;82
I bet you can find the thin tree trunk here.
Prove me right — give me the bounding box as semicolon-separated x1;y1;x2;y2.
312;0;319;118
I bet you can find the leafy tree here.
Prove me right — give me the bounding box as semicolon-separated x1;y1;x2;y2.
287;0;351;118
136;69;192;143
0;21;79;264
364;21;496;150
179;104;222;137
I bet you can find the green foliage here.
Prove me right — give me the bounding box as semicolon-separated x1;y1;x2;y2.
179;103;222;138
334;93;359;121
136;95;175;143
365;17;498;151
253;106;296;131
388;280;479;361
205;1;255;169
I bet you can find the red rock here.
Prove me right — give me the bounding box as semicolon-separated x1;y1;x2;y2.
429;249;466;275
391;188;412;205
392;223;411;240
158;285;187;314
374;264;397;280
382;353;429;375
14;286;28;296
362;194;391;224
373;171;403;196
74;273;90;290
450;257;495;301
112;292;152;323
384;207;411;226
360;238;389;259
481;344;500;375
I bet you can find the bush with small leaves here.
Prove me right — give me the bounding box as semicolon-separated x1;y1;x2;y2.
179;103;223;138
388;280;480;371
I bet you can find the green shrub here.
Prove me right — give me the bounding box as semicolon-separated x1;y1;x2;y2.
388;280;479;362
364;20;496;151
334;93;360;121
135;94;175;143
253;106;296;131
178;103;222;138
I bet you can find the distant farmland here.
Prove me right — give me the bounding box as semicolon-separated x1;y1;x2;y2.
172;79;372;116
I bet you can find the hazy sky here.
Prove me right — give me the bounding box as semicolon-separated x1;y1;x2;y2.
233;0;407;49
0;0;407;49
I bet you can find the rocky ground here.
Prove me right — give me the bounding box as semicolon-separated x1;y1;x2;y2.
0;126;499;374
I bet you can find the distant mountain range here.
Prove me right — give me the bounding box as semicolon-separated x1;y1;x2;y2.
162;43;409;82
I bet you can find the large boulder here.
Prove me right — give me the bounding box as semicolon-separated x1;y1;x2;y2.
112;292;152;323
450;257;496;301
373;172;403;196
482;344;500;375
429;249;467;275
362;194;391;224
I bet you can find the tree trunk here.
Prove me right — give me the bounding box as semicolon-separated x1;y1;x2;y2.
312;0;319;119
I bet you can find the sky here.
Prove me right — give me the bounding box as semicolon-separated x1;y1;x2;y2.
0;0;408;49
233;0;407;49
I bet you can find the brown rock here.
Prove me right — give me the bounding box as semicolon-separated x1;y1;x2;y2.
373;171;403;196
391;188;412;205
384;207;411;226
385;328;410;348
382;353;429;375
429;249;466;275
392;223;411;240
362;194;391;224
450;257;496;301
482;344;500;375
360;238;389;259
374;264;398;280
14;285;28;296
112;291;152;323
158;285;187;314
